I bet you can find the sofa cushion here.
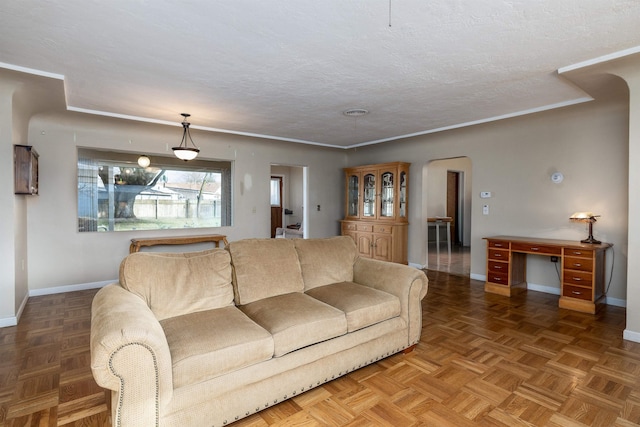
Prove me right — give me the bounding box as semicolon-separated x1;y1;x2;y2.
293;236;357;291
240;293;347;357
160;306;274;388
228;239;304;305
119;249;234;321
305;282;401;332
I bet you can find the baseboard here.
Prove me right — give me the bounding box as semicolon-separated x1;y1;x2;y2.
470;273;485;281
409;262;425;269
0;316;17;328
605;296;626;308
0;293;30;328
28;279;115;297
623;329;640;343
527;283;561;295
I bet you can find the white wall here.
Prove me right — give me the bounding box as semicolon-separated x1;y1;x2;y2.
348;89;629;302
0;70;67;325
0;84;17;324
23;111;346;292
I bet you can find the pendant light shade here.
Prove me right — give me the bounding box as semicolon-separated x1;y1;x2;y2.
137;154;151;168
172;113;200;161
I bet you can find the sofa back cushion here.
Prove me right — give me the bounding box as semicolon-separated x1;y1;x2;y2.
228;238;304;305
294;236;357;291
119;249;234;321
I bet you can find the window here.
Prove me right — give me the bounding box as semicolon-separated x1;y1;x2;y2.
270;177;282;207
77;148;232;232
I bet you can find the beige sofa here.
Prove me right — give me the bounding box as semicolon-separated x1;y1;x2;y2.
90;236;428;427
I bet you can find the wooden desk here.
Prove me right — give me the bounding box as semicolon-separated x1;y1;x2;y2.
484;236;612;313
427;217;453;256
129;234;228;253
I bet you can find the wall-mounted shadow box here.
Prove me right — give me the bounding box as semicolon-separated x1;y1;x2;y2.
14;145;39;195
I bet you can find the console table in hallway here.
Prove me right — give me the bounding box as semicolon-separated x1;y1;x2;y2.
427;217;453;256
129;234;228;253
484;236;612;314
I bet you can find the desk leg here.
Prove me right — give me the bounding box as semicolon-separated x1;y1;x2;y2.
435;223;440;256
446;222;451;256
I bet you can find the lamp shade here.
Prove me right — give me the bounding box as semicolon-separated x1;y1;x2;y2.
137;155;151;168
570;212;598;221
172;147;199;161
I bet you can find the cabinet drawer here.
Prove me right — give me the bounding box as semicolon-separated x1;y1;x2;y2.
563;284;593;301
511;242;561;255
357;224;373;232
487;272;509;285
565;248;594;258
488;240;509;249
342;223;357;232
488;249;509;261
374;225;392;233
564;257;593;272
488;261;509;274
563;270;593;286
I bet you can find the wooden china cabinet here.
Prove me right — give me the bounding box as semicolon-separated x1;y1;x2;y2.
340;162;409;264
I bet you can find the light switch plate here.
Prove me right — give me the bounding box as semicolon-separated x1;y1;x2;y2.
480;191;492;198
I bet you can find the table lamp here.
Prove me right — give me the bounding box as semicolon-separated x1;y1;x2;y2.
569;212;601;244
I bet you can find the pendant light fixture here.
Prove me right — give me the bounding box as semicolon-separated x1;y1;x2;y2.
172;113;200;161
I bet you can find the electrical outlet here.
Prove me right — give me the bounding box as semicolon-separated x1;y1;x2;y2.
550;256;559;263
317;204;321;211
482;205;489;215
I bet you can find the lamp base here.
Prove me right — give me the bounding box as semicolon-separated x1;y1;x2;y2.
581;237;601;244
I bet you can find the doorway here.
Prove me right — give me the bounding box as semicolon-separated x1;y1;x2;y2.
270;164;307;238
425;157;472;275
270;176;283;238
447;170;463;246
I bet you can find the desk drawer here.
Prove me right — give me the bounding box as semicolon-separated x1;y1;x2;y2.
487;271;509;285
487;240;509;249
565;248;594;258
563;270;593;286
563;284;593;301
373;225;392;234
488;249;509;261
488;261;508;274
564;257;593;272
511;242;562;255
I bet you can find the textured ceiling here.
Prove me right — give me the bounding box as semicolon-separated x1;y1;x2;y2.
1;1;639;148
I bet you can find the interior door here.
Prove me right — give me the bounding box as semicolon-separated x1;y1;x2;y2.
270;176;283;238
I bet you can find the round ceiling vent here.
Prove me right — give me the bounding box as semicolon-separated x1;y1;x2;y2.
343;108;369;117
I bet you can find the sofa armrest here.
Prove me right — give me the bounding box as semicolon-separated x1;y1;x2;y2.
90;284;173;427
353;257;428;346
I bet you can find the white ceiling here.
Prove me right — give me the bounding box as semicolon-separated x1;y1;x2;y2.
1;1;639;149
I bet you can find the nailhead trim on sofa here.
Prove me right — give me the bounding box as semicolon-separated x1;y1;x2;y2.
109;342;160;427
217;344;418;427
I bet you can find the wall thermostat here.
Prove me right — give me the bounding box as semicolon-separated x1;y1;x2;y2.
551;172;564;184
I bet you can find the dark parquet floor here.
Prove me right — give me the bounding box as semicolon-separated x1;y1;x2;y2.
2;270;640;426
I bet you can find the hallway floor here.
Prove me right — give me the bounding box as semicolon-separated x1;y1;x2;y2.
427;242;471;276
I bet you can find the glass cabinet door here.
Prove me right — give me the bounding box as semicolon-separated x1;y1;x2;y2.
347;173;359;217
399;170;407;219
362;173;376;218
380;171;394;218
